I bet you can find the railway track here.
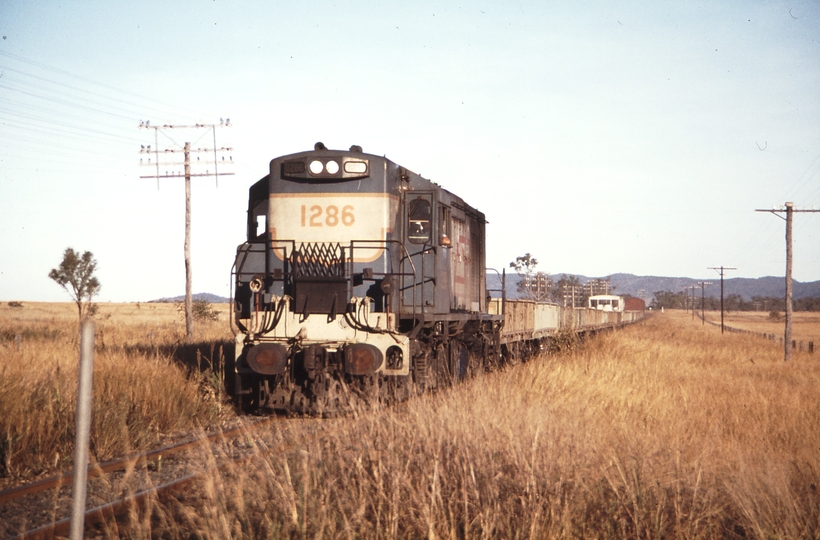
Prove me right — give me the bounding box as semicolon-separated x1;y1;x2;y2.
0;416;289;539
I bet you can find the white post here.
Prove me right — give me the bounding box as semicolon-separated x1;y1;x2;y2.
70;319;95;540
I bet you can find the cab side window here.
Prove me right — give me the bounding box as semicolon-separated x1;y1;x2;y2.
249;200;268;242
408;196;432;244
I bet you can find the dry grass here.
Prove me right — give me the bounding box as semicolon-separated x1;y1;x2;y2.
4;304;819;538
123;310;819;539
701;310;820;344
0;302;233;485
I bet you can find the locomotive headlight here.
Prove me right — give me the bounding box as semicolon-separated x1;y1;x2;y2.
344;343;384;375
325;160;339;174
309;160;324;175
245;343;288;375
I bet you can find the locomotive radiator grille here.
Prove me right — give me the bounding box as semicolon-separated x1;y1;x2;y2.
292;242;345;278
291;243;347;317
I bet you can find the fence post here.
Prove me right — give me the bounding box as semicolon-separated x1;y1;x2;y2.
809;341;814;354
70;319;95;540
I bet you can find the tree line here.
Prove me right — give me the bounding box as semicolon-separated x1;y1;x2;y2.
509;253;613;307
651;290;820;312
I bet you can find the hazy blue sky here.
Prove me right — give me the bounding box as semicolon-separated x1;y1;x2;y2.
2;0;819;302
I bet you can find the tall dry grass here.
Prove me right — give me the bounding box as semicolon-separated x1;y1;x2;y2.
0;302;233;485
134;311;820;539
702;310;820;344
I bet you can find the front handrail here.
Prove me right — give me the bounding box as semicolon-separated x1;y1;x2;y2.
233;238;423;329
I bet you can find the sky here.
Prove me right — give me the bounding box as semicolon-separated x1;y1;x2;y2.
1;0;819;303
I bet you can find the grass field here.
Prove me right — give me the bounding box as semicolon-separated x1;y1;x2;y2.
154;310;818;539
0;301;234;486
701;309;820;344
2;305;819;538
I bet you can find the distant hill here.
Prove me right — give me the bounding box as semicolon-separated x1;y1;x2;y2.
607;273;820;301
488;272;820;302
149;292;230;304
154;274;820;305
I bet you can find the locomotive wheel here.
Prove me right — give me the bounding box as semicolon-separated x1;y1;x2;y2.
412;351;433;391
234;374;260;413
311;373;340;415
449;339;470;383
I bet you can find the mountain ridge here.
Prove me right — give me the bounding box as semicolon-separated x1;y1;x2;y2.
152;275;820;304
489;272;820;301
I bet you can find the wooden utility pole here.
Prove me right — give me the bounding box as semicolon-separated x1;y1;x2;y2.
183;143;193;338
708;266;736;334
697;281;712;326
139;120;233;340
756;202;820;361
689;285;697;320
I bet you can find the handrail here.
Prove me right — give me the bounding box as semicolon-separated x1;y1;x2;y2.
232;239;423;329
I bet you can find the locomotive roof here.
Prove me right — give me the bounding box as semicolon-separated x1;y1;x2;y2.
256;143;486;222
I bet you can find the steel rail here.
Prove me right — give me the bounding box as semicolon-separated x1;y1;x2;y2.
0;416;276;505
9;420;299;540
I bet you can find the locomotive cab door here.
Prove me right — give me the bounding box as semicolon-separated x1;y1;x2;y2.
402;193;436;311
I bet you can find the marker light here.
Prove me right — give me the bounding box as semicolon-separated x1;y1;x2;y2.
344;161;367;173
325;160;339;174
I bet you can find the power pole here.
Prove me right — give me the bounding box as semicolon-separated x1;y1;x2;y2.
689;285;697;320
756;202;820;361
697;281;712;325
139;120;234;340
708;266;736;334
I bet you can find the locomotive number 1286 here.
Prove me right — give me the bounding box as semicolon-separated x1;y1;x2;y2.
300;204;355;227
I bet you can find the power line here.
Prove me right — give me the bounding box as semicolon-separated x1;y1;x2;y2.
0;51;210;120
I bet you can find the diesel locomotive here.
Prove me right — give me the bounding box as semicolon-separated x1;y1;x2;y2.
230;143;643;414
231;143;502;413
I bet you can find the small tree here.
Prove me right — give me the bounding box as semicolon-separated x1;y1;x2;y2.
553;274;582;306
509;253;552;301
177;298;220;322
49;248;101;321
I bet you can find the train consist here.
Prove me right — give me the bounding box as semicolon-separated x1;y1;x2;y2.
230;143;642;413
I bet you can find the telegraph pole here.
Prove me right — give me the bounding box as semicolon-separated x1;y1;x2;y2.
689;285;697;320
756;202;820;361
139;120;234;340
708;266;736;334
697;281;712;326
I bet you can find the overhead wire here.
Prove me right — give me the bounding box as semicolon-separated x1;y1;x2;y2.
782;151;820;204
0;51;232;181
0;63;187;122
0;50;212;121
0;109;140;145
